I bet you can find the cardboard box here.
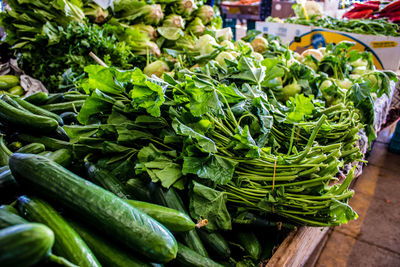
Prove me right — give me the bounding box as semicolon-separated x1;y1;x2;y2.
256;21;400;71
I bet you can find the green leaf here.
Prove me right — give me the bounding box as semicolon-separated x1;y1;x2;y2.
287;94;315;122
157;26;183;41
172;118;217;153
189;181;232;231
182;154;237;185
231;56;265;85
77;89;116;125
62;125;99;144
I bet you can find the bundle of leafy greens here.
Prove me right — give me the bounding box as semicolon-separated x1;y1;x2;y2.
14;21;140;92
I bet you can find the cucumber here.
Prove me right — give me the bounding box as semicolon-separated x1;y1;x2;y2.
0;223;54;267
0;144;9;167
17;196;101;267
17;134;71;151
198;230;231;260
23;92;48;105
68;219;153;267
0;99;58;134
0;209;28;229
40;100;85;114
236;232;261;260
8;141;23;151
175;243;223;267
0;166;17;191
60;112;78;124
10;96;63;126
126;199;195;233
1;94;26;110
45;93;64;104
125;178;152;202
150;184;208;257
49;126;70;142
64;93;89;101
10;153;178;263
16;143;46;154
86;162;131;199
47;149;72;167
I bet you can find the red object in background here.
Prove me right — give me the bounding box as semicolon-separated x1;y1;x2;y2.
343;0;400;27
344;9;374;19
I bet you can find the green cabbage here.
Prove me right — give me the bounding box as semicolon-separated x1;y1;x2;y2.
197;5;214;25
163;14;185;29
186;17;205;36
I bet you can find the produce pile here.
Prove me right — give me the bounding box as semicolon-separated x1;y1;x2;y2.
0;0;222;91
343;0;400;23
0;0;399;266
0;25;398;265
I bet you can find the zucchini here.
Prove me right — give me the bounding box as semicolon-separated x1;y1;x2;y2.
86;162;131;199
125;178;152;202
0;223;54;267
40;100;85;114
0;209;28;229
17;134;71;151
198;230;231;260
23;92;48;105
16;143;46;154
150;183;208;257
17;196;101;267
0;99;58;134
47;149;72;167
126;199;195;233
10;96;63;126
175;243;223;267
10;153;178;263
236;232;261;260
68;219;153;267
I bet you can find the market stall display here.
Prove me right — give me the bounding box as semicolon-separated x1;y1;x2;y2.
0;0;399;266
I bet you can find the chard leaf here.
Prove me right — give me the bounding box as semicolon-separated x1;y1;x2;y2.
129;80;165;117
182;154;237;185
77;89;115;125
189;181;232;231
62;125;99;144
261;58;285;87
172;118;217;153
287;94;315;122
231;56;265;85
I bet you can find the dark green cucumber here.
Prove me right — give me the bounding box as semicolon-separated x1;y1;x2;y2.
0;144;9;167
125;179;152;202
47;149;72;167
17;134;71;151
68;219;153;267
175;243;223;267
59;112;78;124
40;100;85;114
23;92;48;105
0;204;19;214
0;99;58;133
64;93;89;101
49;126;70;142
10;96;64;126
0;209;28;229
150;184;208;257
126;199;195;233
10;153;178;263
0;167;18;199
236;232;261;260
0;223;54;266
8;141;23;151
1;94;26;110
85;162;131;199
44;93;64;104
198;230;231;260
16;143;46;154
17;196;101;267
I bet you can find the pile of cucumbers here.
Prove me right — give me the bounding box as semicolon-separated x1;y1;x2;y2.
0;91;286;266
